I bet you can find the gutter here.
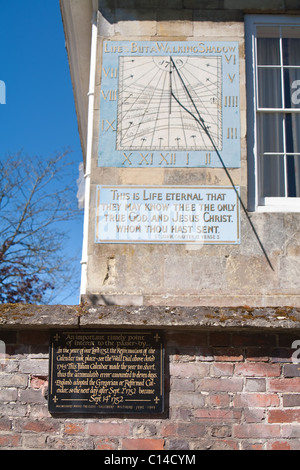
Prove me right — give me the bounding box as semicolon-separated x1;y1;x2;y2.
80;9;98;298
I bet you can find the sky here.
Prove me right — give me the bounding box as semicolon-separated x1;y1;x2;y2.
0;0;84;304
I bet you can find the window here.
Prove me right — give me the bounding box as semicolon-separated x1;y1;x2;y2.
246;16;300;211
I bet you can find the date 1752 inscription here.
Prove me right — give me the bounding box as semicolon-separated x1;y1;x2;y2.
49;331;164;414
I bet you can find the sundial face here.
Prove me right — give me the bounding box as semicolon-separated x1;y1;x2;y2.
117;55;222;152
98;41;240;168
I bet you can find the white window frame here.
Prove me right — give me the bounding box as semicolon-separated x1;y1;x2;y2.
245;15;300;213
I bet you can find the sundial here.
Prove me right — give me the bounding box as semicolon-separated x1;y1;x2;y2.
117;55;222;151
98;41;240;168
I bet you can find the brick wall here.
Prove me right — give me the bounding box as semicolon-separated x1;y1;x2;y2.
1;328;300;450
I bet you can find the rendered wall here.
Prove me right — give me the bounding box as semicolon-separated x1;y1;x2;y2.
82;1;300;308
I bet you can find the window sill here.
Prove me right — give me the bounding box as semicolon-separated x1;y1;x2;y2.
256;198;300;212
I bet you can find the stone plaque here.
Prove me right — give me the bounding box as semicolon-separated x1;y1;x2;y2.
49;330;164;414
95;185;240;245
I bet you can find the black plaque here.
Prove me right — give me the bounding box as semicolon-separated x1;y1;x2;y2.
49;330;164;414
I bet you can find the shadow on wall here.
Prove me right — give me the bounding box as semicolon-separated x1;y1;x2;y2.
99;0;244;24
86;294;117;306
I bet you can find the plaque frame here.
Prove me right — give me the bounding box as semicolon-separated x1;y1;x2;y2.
95;185;241;245
48;330;164;415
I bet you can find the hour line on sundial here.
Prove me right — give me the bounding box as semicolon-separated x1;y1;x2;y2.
117;55;222;151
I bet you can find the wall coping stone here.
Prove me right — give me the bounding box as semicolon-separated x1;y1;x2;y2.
1;303;300;330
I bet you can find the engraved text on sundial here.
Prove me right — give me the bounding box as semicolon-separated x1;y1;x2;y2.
117;56;222;151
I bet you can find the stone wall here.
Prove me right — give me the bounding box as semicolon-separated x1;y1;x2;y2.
2;306;300;450
79;0;300;308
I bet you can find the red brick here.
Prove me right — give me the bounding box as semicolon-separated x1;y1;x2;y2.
282;425;300;438
245;378;266;392
235;363;281;377
234;424;281;439
212;427;232;440
64;423;85;435
270;441;291;450
170;390;205;408
284;364;300;377
122;439;164;450
19;388;45;404
211;363;234;376
161;423;177;437
246;349;270;362
167;332;208;347
0;332;17;344
87;422;130;437
197;378;243;392
213;348;243;362
197;347;214;361
19;331;48;345
211;439;239;451
283;394;300;407
47;436;93;450
244;408;265;423
233;393;280;408
95;439;118;450
241;442;265;450
172;377;195;391
162;423;205;438
269;409;300;424
232;334;276;347
195;409;241;422
207;394;231;407
209;333;231;347
279;333;300;347
170;362;208;378
290;442;300;450
0;435;20;447
23;420;59;433
0;418;11;431
30;376;48;389
270;378;300;392
270;348;292;363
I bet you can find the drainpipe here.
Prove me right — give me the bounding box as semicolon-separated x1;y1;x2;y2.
80;9;97;299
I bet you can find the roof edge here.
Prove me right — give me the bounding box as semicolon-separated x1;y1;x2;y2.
59;0;95;165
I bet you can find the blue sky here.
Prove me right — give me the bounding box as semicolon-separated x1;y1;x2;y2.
0;0;84;304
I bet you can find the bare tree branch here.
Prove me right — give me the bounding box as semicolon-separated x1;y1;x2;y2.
0;150;82;304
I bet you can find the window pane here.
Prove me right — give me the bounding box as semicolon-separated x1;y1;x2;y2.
286;114;300;197
257;113;284;154
287;155;300;197
283;38;300;66
257;38;280;65
254;22;300;201
258;68;282;108
260;155;285;197
294;155;300;197
290;113;300;154
284;68;300;108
